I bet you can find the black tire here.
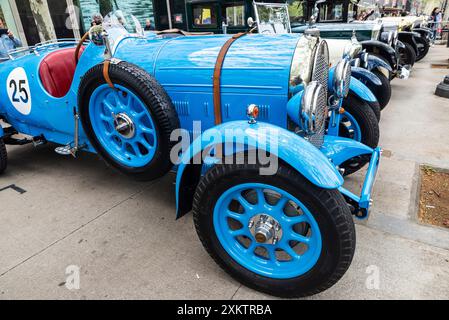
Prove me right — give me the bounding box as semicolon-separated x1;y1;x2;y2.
414;36;430;62
340;93;380;175
0;138;7;174
370;70;392;111
193;163;356;298
399;42;416;67
79;61;179;181
342;93;380;148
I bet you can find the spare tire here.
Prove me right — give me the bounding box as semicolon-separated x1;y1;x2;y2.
78;61;179;181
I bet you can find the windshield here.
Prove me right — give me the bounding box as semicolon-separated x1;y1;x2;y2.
254;2;291;34
350;0;381;21
288;0;307;25
102;11;144;52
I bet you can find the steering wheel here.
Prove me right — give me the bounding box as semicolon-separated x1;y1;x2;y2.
75;32;90;65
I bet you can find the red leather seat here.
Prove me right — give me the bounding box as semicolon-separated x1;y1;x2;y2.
39;47;84;98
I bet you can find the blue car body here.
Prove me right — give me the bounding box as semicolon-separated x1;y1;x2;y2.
0;32;380;219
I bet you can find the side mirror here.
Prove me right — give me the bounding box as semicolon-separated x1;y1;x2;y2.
247;17;255;27
89;25;113;59
89;25;105;46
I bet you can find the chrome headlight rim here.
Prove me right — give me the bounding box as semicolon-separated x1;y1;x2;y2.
300;81;323;135
333;59;351;99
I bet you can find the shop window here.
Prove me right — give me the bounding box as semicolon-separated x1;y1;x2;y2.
192;4;217;27
319;2;344;22
225;3;244;27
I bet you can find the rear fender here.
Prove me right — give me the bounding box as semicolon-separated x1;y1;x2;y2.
175;121;344;218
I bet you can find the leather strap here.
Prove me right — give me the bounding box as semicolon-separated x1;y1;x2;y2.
103;60;115;89
213;32;246;125
74;32;89;65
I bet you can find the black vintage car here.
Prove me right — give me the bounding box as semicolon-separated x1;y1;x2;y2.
291;0;427;74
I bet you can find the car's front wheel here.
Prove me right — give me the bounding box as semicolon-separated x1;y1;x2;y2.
415;36;430;61
0;138;7;174
370;70;392;111
399;42;416;66
339;93;380;175
193;163;356;298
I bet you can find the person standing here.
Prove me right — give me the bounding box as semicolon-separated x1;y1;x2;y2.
0;18;22;60
144;19;155;31
430;7;442;39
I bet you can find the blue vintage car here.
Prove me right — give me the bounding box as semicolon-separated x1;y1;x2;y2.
0;13;381;297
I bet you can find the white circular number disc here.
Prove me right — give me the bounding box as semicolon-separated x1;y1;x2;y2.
6;67;32;115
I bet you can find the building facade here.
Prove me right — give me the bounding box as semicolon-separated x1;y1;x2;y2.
0;0;155;46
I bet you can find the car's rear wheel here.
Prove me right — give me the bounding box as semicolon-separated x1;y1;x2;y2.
79;61;179;181
0;138;7;174
399;42;416;66
415;36;430;62
193;163;356;298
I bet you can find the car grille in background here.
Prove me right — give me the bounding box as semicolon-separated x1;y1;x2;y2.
309;40;329;148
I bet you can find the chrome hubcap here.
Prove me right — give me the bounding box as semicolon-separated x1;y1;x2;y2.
249;214;282;245
113;113;135;139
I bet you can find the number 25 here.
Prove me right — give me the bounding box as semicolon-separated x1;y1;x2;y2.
10;79;29;103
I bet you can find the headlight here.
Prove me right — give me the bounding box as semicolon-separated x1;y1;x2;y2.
380;31;393;46
343;42;362;59
289;35;319;91
300;81;325;135
393;30;398;47
333;60;351;98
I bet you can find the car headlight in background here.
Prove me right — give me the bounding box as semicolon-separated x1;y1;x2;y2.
333;60;351;99
289;35;319;93
343;41;363;59
380;31;394;46
392;30;398;47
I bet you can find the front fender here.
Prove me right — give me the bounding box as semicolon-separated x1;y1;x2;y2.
175;121;344;218
398;31;419;53
329;68;377;102
361;40;397;70
413;28;432;40
351;67;382;87
365;54;392;77
320;135;373;166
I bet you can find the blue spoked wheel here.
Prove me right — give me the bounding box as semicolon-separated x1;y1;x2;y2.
89;84;157;167
339;111;362;142
193;163;356;298
213;183;322;279
79;61;179;181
